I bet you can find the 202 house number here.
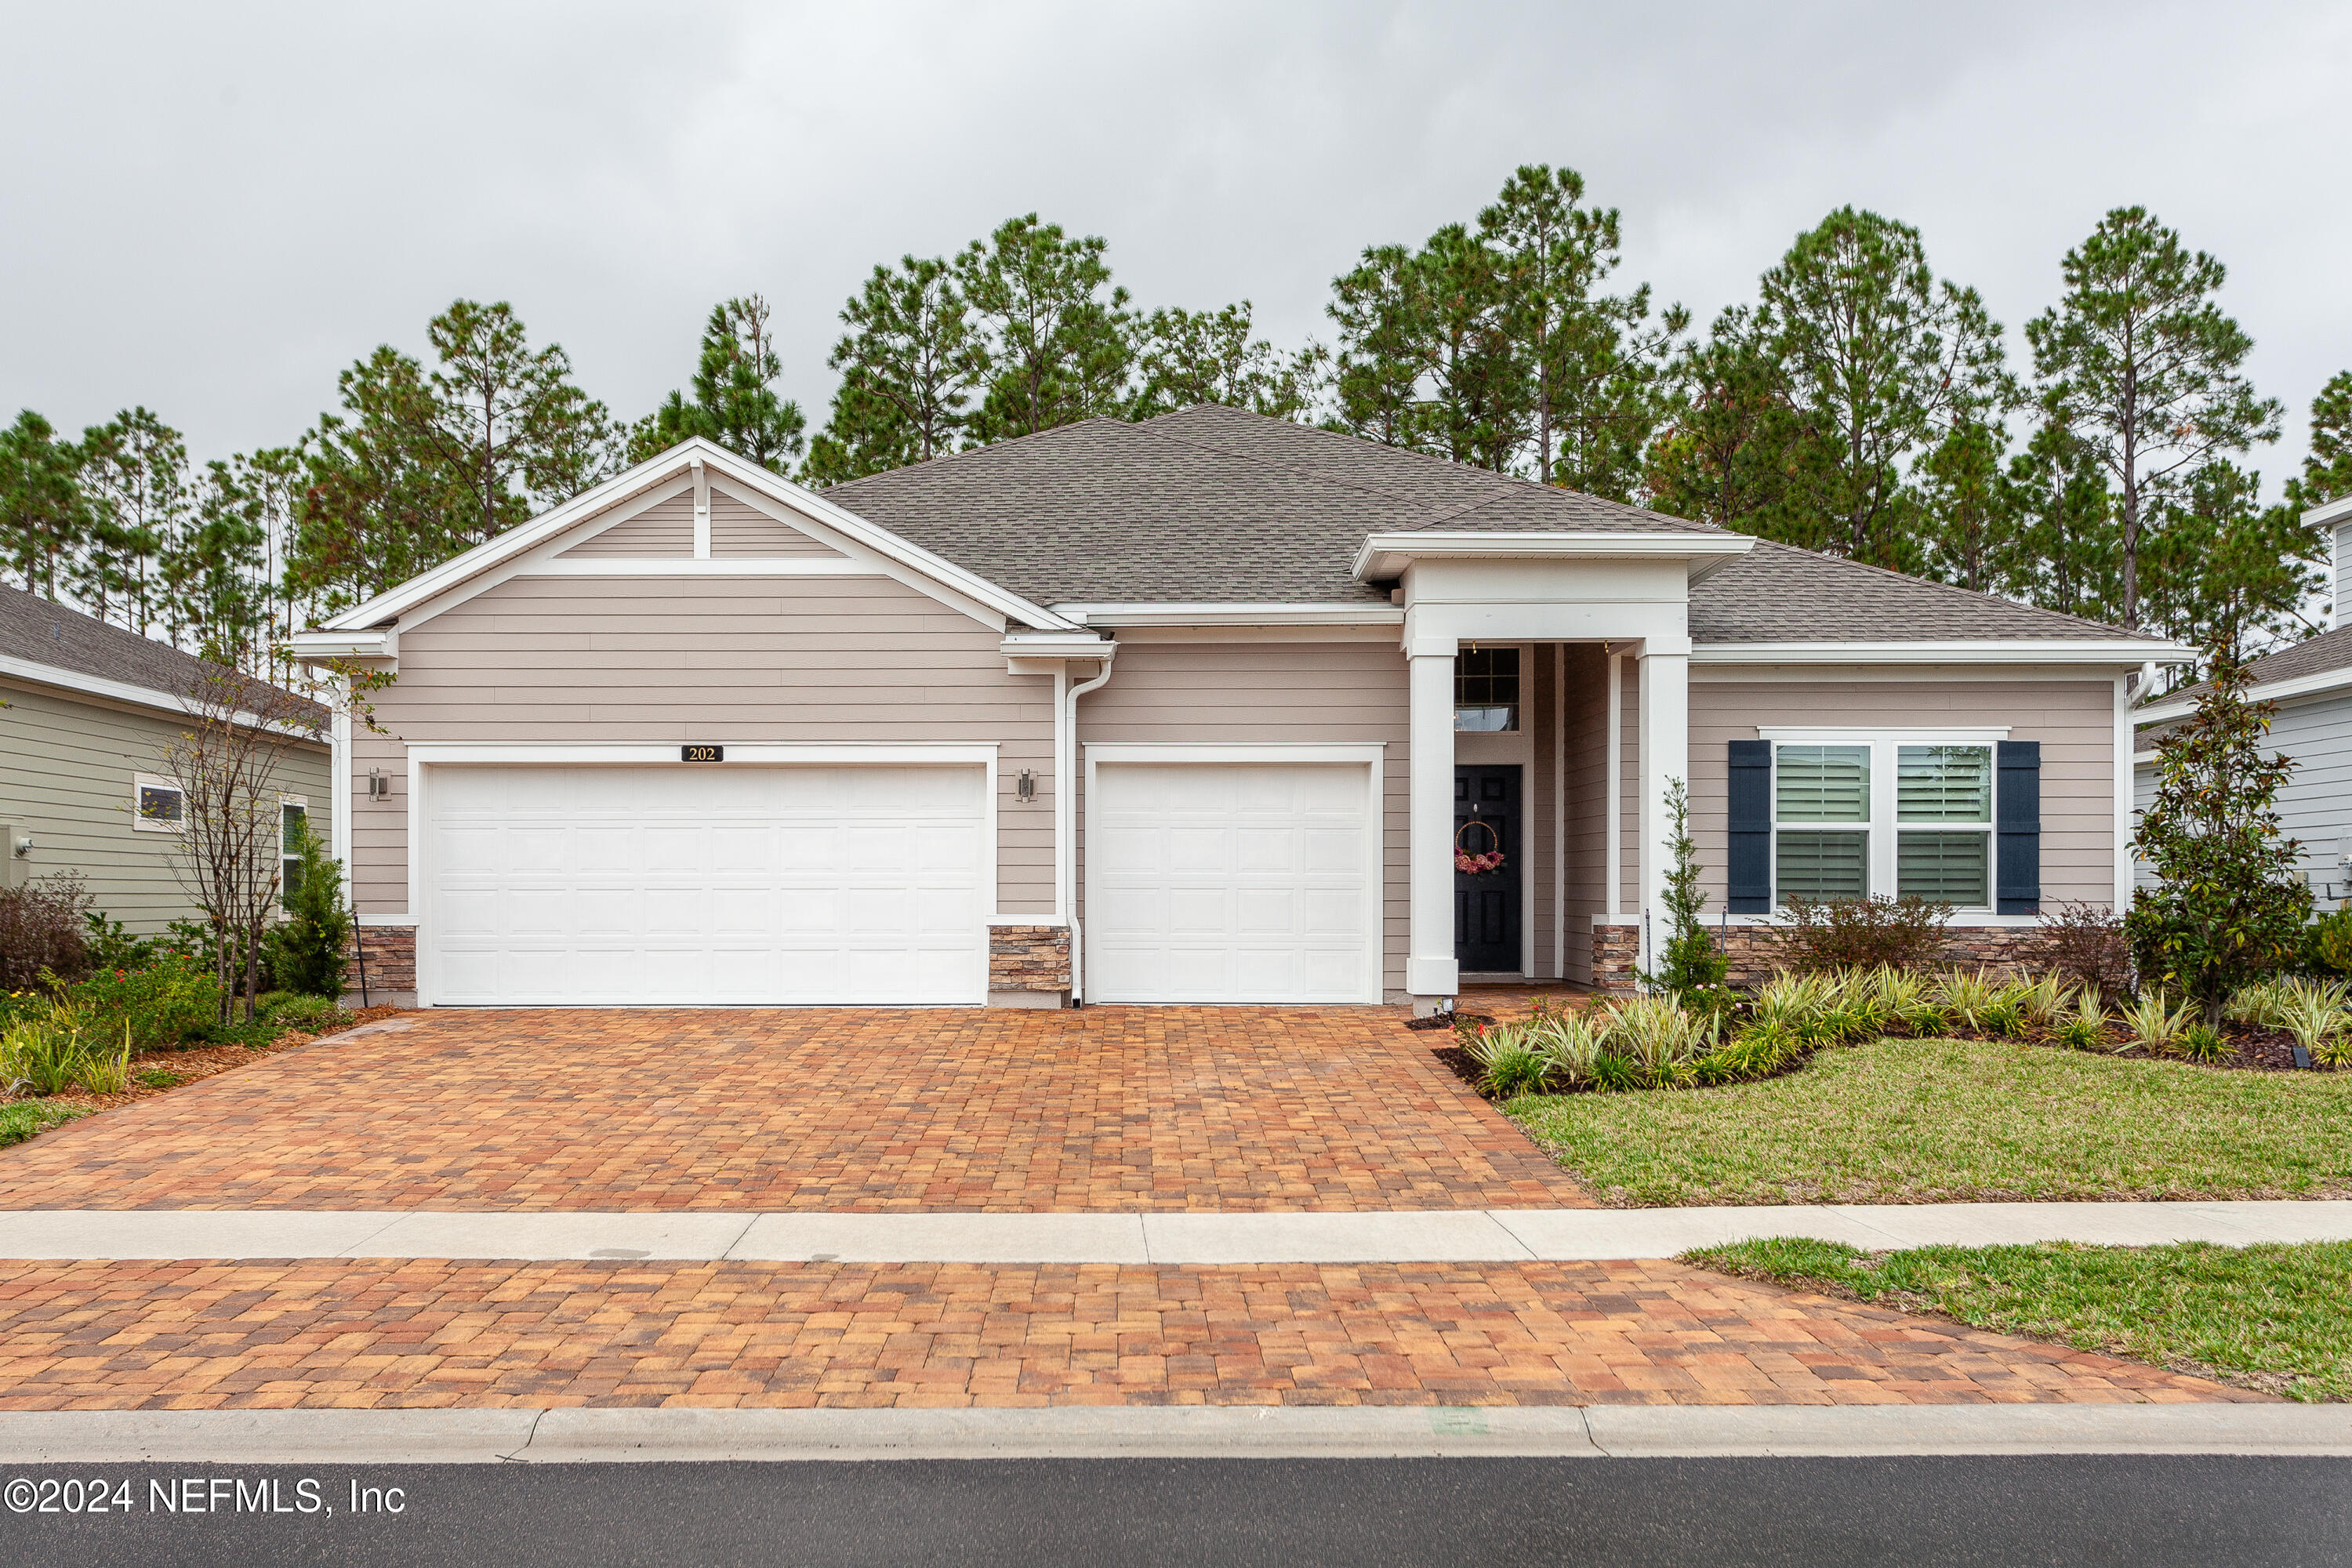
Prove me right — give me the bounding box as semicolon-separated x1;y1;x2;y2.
681;746;724;763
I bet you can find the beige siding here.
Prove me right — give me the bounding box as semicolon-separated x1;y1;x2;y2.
353;573;1054;917
1687;677;2118;908
1559;645;1610;981
710;488;839;557
0;677;331;934
559;493;694;557
1075;640;1410;996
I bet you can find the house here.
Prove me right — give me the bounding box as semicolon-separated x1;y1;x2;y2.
0;583;333;934
288;405;2187;1011
2132;491;2352;907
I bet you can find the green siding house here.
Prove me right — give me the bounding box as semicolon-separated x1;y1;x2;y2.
0;584;332;935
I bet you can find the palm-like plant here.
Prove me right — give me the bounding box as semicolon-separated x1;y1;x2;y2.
2274;978;2351;1060
2118;989;2194;1056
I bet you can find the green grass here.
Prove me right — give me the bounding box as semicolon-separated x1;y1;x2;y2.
1503;1036;2352;1207
1687;1236;2352;1402
0;1100;92;1149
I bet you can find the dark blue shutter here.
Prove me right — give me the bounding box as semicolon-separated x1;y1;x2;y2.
1996;740;2042;915
1727;740;1772;913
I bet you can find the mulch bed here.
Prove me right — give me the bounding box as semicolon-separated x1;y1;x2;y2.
1403;1011;1493;1033
7;1006;411;1119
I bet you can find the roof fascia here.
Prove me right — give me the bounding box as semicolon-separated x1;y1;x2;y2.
2132;662;2352;724
2303;493;2352;528
0;653;323;738
323;439;1076;634
1692;639;2190;667
1057;603;1406;628
1352;530;1754;583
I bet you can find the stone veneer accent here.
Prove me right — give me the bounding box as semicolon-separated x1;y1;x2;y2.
1593;920;2052;993
343;925;416;1005
989;924;1073;993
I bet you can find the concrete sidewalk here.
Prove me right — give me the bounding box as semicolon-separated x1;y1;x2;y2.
0;1200;2346;1263
2;1403;2347;1463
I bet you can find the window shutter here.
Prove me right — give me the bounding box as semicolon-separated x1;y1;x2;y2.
1727;740;1772;913
1996;740;2041;914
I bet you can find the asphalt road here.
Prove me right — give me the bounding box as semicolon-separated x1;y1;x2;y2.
2;1456;2346;1566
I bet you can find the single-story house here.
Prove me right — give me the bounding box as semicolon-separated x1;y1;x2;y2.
2133;490;2352;907
289;405;2187;1011
0;583;332;934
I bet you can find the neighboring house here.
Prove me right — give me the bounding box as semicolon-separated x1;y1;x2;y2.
2132;491;2352;907
0;583;333;935
289;406;2187;1011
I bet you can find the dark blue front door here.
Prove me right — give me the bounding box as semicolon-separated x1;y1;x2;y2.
1454;764;1520;974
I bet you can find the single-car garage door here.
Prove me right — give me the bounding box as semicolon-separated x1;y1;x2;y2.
1085;760;1381;1004
423;764;987;1005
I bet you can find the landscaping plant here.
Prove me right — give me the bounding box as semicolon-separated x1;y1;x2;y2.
2;1015;86;1097
1933;968;2002;1033
1760;893;1954;974
1636;778;1732;1011
0;874;93;990
2030;900;2132;996
1465;1022;1552;1098
2177;1022;2231;1064
2119;989;2193;1056
2274;978;2350;1062
47;953;218;1049
268;818;354;998
2129;654;2311;1029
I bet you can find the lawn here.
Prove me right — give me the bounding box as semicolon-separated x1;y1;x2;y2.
1689;1236;2352;1403
1503;1036;2352;1207
0;1101;90;1149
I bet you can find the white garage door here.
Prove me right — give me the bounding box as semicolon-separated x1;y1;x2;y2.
423;764;987;1005
1086;761;1379;1004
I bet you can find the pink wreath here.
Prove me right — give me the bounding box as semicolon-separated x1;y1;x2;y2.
1455;819;1505;875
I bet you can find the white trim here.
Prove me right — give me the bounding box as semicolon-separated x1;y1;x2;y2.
329;691;352;880
288;629;395;662
2114;673;2134;910
1757;726;2011;743
130;773;185;834
1605;651;1623;917
405;744;999;1009
689;457;710;560
0;653;325;738
357;912;413;927
1693;663;2147;684
2305;492;2352;529
1352;531;1754;583
1081;742;1385;1005
1716;912;2052;930
1553;642;1566;982
1057;603;1404;628
1000;632;1116;660
1108;625;1400;644
318;439;1076;635
516;557;884;578
985;916;1065;928
2133;662;2352;723
1694;640;2189;666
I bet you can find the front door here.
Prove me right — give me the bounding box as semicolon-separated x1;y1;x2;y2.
1454;764;1521;975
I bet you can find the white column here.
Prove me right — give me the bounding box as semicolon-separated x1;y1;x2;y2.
1636;644;1690;978
1406;643;1458;1007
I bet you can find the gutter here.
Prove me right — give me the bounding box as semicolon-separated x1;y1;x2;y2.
1061;652;1116;1005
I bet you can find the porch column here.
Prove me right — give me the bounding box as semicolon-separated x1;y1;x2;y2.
1635;641;1690;978
1406;642;1457;1009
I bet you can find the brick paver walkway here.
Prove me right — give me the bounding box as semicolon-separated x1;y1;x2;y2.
0;1007;1588;1213
0;1258;2252;1411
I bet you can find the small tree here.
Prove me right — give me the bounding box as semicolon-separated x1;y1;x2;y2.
2129;655;2309;1025
270;818;353;998
1640;778;1730;1005
158;664;330;1023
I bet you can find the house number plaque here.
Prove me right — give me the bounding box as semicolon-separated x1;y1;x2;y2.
681;745;724;763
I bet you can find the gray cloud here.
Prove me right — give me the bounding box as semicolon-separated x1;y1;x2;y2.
3;0;2346;488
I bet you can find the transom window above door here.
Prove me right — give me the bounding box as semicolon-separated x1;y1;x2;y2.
1767;734;1999;909
1454;648;1519;732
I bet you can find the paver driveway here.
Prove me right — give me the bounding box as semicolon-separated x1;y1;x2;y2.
0;1007;1590;1213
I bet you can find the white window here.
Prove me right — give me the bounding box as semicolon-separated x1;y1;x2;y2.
1762;731;2002;910
280;797;309;907
132;774;185;833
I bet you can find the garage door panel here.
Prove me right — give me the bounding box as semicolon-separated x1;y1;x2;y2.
1087;762;1377;1004
425;764;988;1005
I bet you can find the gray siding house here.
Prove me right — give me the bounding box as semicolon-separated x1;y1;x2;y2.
2134;491;2352;905
0;584;333;935
291;407;2187;1011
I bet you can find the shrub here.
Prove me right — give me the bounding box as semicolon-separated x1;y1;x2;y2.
2119;989;2192;1055
74;1024;131;1094
1465;1022;1551;1098
2274;978;2351;1060
1599;995;1717;1087
2228;978;2295;1028
1526;1010;1610;1089
0;875;94;991
1751;972;1838;1036
1690;1018;1809;1085
2053;1001;2108;1052
267;819;353;998
3;1015;93;1096
2030;901;2131;996
2177;1022;2231;1064
1639;779;1733;1009
1977;985;2028;1038
2011;972;2074;1032
82;912;157;973
49;953;219;1049
260;992;343;1031
1759;895;1954;974
1933;969;2003;1033
2305;908;2352;980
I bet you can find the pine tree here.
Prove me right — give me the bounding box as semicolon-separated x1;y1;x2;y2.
1327;243;1428;448
807;255;978;485
0;410;89;599
1998;420;2121;622
76;408;190;633
2140;461;2325;668
2025;208;2281;628
1642;307;1809;538
1125;302;1322;421
958;216;1133;442
627;296;806;472
1918;416;2013;593
2288;369;2352;510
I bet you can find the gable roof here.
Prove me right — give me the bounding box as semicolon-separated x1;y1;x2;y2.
2133;622;2352;731
0;582;327;727
828;405;2167;647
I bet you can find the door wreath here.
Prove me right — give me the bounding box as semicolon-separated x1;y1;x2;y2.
1454;818;1506;875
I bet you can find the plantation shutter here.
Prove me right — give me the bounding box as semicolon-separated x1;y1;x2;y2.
1996;740;2042;914
1727;740;1771;913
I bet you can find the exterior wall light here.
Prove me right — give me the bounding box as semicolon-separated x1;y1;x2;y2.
1016;769;1036;803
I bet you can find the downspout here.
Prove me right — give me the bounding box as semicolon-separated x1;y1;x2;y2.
1062;652;1116;1005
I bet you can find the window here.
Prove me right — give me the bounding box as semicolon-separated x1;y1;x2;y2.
1768;735;1999;909
1454;648;1519;732
132;775;184;833
280;798;308;908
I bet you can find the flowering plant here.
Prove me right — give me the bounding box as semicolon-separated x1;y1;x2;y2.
1455;848;1506;874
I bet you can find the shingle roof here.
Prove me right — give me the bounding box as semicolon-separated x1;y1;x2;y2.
826;404;2156;644
0;583;326;725
2149;623;2352;713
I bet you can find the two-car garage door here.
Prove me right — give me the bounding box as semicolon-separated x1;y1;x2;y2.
424;764;987;1006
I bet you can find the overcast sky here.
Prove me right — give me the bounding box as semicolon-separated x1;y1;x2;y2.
4;1;2347;495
